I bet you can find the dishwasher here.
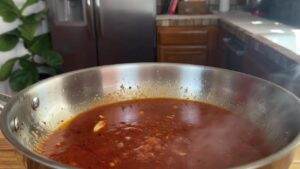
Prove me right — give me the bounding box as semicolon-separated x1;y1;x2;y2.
222;34;246;72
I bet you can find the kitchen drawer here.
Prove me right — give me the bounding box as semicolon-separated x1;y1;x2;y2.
158;45;208;65
158;27;208;45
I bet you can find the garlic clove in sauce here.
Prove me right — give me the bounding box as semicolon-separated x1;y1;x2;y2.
99;115;105;119
93;120;106;133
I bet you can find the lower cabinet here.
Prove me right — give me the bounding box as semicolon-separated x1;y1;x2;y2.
158;45;207;65
157;26;219;66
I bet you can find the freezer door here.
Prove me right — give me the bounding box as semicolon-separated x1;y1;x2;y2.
94;0;156;65
46;0;98;71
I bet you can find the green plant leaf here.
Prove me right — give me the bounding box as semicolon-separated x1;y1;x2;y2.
20;12;47;43
21;0;38;11
18;22;39;41
0;58;18;81
24;38;34;48
0;34;19;51
9;56;38;91
9;67;38;91
6;29;21;36
41;51;63;67
29;33;52;54
1;0;17;7
0;10;18;22
22;11;46;23
19;57;34;70
0;0;21;22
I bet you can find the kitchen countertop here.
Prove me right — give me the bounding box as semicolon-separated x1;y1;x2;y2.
156;11;300;64
0;131;299;168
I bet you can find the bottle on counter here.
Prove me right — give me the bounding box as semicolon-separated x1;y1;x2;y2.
219;0;230;12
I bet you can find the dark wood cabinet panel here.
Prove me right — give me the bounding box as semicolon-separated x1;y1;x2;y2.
158;26;208;45
157;26;219;66
207;26;219;66
158;45;208;65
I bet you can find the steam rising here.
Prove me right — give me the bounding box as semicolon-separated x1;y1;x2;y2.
269;64;300;97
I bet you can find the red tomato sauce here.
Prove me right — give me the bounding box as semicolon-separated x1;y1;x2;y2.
39;98;272;169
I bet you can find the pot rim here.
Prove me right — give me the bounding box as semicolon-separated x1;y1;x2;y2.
1;63;299;169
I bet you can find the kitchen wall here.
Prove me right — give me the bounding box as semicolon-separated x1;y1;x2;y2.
157;0;246;14
260;0;300;27
206;0;245;10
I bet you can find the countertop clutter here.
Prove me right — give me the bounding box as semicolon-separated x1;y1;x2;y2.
157;11;300;65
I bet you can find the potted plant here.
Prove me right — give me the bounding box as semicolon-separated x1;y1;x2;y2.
0;0;62;92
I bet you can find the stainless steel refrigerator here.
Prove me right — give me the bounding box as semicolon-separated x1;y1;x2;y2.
46;0;156;71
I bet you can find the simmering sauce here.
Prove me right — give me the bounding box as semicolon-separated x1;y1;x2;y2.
40;98;272;169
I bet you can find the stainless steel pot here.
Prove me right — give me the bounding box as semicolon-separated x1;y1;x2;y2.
0;63;299;169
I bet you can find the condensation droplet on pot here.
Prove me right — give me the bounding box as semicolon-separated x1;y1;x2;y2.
31;97;39;110
120;84;125;90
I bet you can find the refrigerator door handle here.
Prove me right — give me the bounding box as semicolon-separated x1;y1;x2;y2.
86;0;96;39
95;0;103;37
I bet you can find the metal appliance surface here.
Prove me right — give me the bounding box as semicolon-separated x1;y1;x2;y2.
0;63;299;169
222;34;246;72
242;47;300;98
94;0;156;65
46;0;156;71
46;0;99;71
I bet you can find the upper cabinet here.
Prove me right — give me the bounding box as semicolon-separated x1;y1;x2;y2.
157;26;219;66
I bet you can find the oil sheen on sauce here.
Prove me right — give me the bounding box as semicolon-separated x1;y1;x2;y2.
39;98;272;169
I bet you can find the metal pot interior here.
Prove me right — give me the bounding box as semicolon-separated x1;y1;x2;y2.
1;63;299;168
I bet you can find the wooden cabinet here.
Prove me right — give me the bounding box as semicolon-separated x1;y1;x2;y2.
157;26;219;66
158;46;207;64
158;27;208;45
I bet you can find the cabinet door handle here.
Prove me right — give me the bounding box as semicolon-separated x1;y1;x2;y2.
95;0;104;37
186;30;208;34
86;0;96;39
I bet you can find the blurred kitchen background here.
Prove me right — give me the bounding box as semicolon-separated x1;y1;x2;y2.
1;0;300;100
1;1;300;168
